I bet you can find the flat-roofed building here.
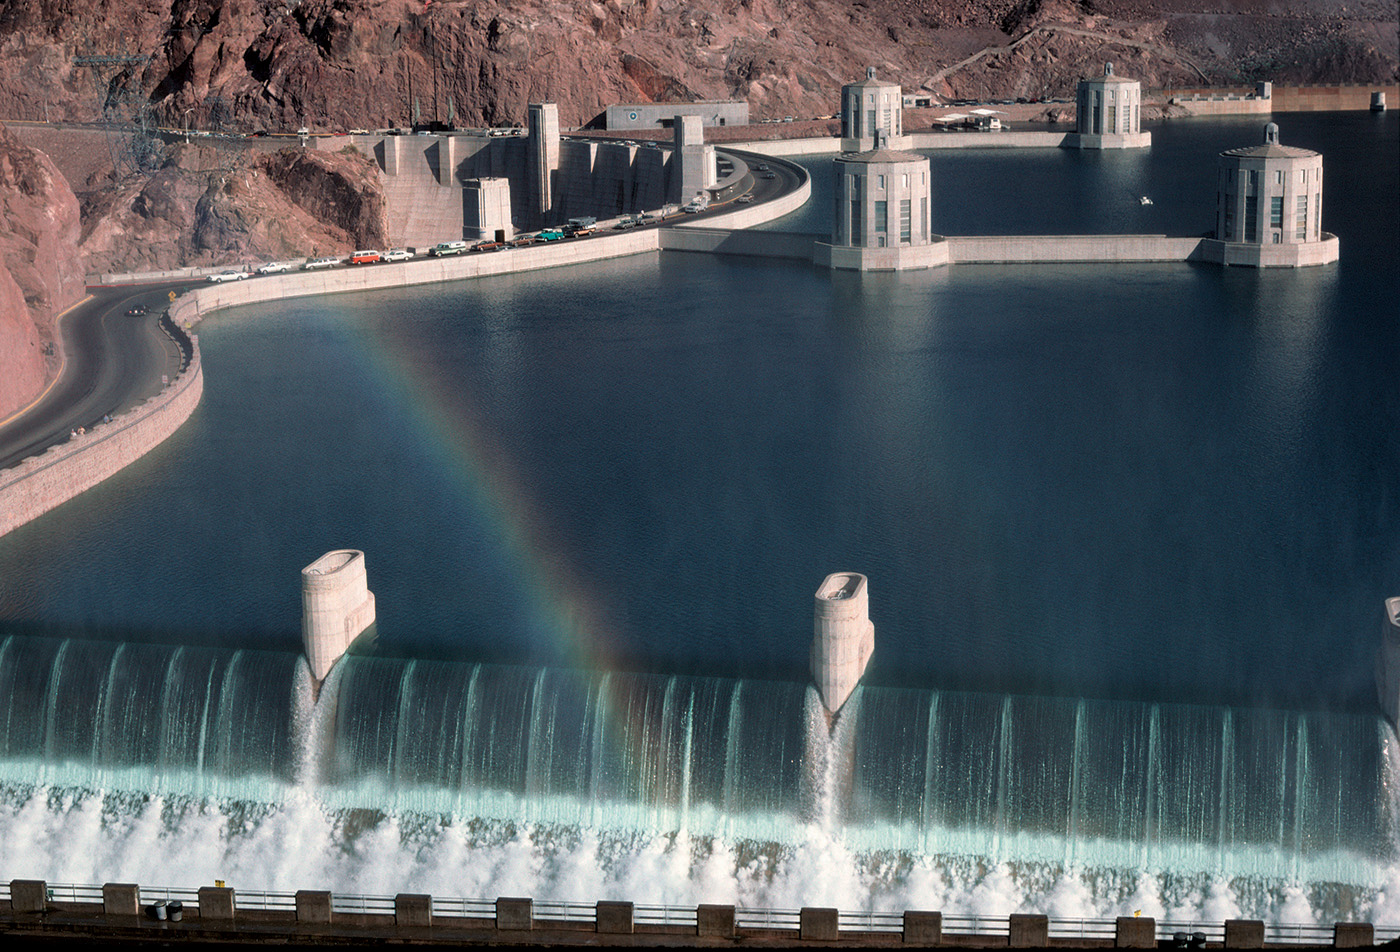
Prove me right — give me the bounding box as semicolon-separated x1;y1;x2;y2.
606;101;748;130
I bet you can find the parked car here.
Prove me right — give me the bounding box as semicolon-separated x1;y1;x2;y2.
255;261;292;275
429;241;469;257
537;229;566;242
349;250;382;265
512;235;538;247
303;256;341;270
562;223;593;237
613;217;638;229
206;268;251;283
736;194;755;204
760;171;776;180
567;217;597;229
382;248;415;262
755;164;770;172
472;240;505;252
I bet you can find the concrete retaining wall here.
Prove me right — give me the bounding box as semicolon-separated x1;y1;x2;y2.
910;131;1071;149
945;234;1207;263
0;329;203;539
661;228;818;259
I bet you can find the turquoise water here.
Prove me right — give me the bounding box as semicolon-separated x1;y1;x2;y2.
0;113;1396;915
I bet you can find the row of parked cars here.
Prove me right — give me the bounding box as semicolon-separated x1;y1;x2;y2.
205;249;418;282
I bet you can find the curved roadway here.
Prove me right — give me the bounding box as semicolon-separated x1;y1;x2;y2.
0;282;193;472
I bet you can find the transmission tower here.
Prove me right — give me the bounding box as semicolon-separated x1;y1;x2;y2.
73;52;163;178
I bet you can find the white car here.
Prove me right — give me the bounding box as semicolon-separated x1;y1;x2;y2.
303;256;341;270
206;269;251;283
383;248;415;262
255;261;292;275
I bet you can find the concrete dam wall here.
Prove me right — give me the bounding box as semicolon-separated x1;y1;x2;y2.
330;134;678;248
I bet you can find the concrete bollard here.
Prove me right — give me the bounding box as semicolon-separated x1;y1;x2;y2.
800;907;840;941
1224;919;1265;948
596;900;634;934
102;883;140;917
198;886;235;920
1115;916;1156;948
1333;922;1374;947
394;893;432;928
902;910;942;944
697;904;735;937
295;890;333;924
1009;914;1050;948
496;897;533;931
9;880;47;913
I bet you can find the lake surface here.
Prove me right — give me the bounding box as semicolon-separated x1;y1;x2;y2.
2;112;1394;712
0;110;1397;919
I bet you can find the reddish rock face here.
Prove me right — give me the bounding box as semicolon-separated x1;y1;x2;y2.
0;0;1390;134
0;124;82;421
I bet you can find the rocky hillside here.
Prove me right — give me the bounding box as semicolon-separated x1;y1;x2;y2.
0;124;82;421
78;141;389;274
0;0;1392;131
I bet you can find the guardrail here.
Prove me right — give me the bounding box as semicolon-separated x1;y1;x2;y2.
3;878;1395;947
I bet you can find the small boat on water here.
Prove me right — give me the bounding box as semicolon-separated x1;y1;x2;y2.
1140;196;1154;205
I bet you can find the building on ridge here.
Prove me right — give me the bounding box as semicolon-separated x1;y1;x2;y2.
1072;63;1151;149
841;67;911;153
1211;122;1338;267
815;132;948;271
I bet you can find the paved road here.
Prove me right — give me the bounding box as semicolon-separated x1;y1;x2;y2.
0;283;193;472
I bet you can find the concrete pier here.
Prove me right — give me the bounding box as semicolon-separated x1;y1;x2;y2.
810;572;875;714
302;549;376;687
1377;597;1400;728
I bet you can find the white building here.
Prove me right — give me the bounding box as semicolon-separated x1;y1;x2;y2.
1213;122;1338;267
1073;63;1150;149
815;138;947;271
841;67;911;153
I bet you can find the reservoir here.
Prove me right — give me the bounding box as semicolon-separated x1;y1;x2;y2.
0;112;1396;919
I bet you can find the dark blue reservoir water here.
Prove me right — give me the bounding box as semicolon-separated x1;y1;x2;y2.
0;113;1395;714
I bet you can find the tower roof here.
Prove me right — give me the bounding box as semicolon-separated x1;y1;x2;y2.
845;66;899;89
836;147;926;164
1221;123;1319;159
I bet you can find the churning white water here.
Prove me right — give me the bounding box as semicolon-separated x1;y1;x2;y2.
0;640;1398;923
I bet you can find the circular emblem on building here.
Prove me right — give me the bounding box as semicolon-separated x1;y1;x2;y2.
628;111;638;121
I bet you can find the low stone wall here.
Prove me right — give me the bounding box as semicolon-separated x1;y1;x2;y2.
1176;98;1274;117
910;130;1070;149
0;327;204;538
945;234;1207;264
660;228;819;260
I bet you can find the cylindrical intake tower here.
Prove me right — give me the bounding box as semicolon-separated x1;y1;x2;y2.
302;549;376;685
811;572;875;714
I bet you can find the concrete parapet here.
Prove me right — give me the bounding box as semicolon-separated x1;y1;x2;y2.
496;897;533;930
595;900;634;934
811;572;875;714
660;227;818;260
945;234;1204;264
902;911;941;944
198;886;235;919
697;904;735;937
1334;922;1374;947
295;890;333;923
1224;919;1265;948
800;907;840;941
1009;914;1049;947
0;332;203;540
10;880;46;913
1115;916;1155;948
102;883;139;917
395;893;432;928
815;240;950;272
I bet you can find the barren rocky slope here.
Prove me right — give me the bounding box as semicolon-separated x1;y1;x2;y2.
0;0;1392;131
0;123;82;421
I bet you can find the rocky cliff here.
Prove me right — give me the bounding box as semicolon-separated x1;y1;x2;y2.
0;0;1392;132
0;124;82;421
78;141;389;274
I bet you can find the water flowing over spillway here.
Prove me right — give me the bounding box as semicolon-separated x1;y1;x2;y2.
1;633;1397;920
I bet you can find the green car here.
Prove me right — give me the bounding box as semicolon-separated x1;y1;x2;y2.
537;229;566;242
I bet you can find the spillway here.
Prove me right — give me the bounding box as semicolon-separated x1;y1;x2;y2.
0;634;1394;920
